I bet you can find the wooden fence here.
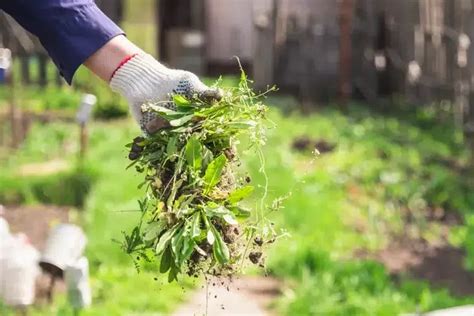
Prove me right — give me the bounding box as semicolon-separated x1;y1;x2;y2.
253;1;474;116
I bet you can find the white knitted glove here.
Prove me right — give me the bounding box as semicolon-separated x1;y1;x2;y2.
110;53;221;134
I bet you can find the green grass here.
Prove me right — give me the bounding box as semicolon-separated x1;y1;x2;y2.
2;97;474;315
242;105;474;315
0;120;196;315
0;64;128;120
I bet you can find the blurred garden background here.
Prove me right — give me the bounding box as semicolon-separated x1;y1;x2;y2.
2;0;474;315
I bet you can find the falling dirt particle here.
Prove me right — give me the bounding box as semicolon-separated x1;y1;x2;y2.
154;277;158;281
254;237;263;246
214;295;217;299
249;251;263;264
213;283;216;286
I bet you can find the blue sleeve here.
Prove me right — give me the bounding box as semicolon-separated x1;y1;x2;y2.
0;0;124;84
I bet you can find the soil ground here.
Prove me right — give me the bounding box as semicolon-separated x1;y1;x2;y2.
2;205;70;251
356;208;474;297
173;276;281;316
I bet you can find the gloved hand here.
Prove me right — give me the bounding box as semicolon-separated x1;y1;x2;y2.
110;53;221;134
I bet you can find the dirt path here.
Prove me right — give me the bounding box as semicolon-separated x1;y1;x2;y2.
173;276;281;316
2;205;70;251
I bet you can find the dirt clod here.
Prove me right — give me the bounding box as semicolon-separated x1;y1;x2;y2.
249;252;263;264
254;237;264;246
128;151;141;161
292;136;336;154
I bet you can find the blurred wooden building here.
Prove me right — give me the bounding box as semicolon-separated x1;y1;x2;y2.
3;0;474;116
157;0;370;103
157;0;474;108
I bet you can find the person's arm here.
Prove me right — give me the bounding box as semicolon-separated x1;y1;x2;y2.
0;0;221;134
85;36;221;133
83;35;141;81
1;0;123;84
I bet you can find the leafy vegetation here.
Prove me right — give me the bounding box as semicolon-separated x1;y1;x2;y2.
0;65;128;120
122;73;280;281
0;121;195;315
0;168;96;207
2;81;474;314
246;105;474;315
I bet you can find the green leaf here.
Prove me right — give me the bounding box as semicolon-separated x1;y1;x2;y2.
155;224;181;255
167;179;184;209
143;221;165;242
194;244;207;256
211;225;230;264
173;94;191;106
169;114;194;127
126;159;139;170
171;227;185;263
201;146;214;170
148;104;181;115
226;120;257;129
160;246;172;273
229;206;251;218
227;186;254;204
203;154;227;194
178;194;195;211
124;226;142;254
168;265;179;283
166;136;178;159
223;214;238;225
185;137;203;172
206;205;232;217
191;212;202;239
207;229;215;245
205;206;238;224
180;237;196;264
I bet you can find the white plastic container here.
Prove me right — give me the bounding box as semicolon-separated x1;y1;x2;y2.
65;257;92;309
1;235;40;307
40;224;87;277
0;217;9;238
0;230;14;301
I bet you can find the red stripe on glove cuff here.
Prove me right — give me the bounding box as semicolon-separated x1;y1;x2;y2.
109;53;139;82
